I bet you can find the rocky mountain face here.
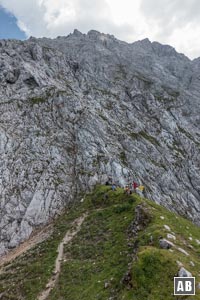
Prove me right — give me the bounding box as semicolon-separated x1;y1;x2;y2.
0;29;200;256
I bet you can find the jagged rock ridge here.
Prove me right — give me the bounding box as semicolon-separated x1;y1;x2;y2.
0;29;200;255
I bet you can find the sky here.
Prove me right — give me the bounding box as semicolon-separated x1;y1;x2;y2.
0;7;26;39
0;0;199;59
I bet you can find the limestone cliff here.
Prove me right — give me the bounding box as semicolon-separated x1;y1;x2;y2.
0;30;199;255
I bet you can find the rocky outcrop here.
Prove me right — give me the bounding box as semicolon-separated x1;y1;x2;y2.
129;203;151;236
0;30;200;255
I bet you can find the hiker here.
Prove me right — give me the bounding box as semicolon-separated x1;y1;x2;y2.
136;185;145;197
133;181;138;192
138;185;145;193
140;185;146;196
124;185;128;194
111;184;117;191
127;186;131;195
124;185;131;195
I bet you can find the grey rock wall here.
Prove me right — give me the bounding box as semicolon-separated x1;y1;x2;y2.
0;30;200;255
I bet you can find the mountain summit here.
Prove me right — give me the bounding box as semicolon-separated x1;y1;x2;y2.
0;30;200;255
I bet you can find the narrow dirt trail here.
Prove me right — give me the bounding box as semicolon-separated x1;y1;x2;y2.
37;213;87;300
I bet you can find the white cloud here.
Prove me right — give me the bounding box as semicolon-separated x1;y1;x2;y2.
140;0;200;58
0;0;48;36
0;0;200;59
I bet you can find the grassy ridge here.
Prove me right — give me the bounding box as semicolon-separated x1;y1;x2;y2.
0;185;200;299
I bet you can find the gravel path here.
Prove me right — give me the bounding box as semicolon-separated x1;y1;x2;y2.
37;213;87;300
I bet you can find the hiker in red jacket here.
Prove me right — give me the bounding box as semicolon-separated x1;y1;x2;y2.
133;182;138;192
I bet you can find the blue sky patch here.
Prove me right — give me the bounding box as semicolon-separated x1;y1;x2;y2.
0;6;26;39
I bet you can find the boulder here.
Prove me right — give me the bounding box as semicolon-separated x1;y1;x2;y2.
163;225;171;231
177;247;189;256
178;267;192;277
159;238;174;249
167;233;176;240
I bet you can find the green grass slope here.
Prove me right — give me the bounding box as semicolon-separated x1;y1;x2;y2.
0;185;200;300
